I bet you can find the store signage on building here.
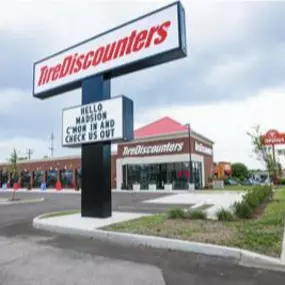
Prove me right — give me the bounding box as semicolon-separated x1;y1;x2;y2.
122;142;184;156
195;141;212;155
33;2;187;99
261;129;285;145
62;96;133;146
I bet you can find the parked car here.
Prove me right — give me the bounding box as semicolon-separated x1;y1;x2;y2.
224;178;239;185
260;179;271;186
241;179;260;185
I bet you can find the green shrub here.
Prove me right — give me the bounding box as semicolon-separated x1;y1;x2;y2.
167;208;186;219
233;201;253;219
216;208;235;221
277;178;285;185
262;185;273;199
244;190;260;209
233;185;273;219
253;185;272;202
187;209;207;220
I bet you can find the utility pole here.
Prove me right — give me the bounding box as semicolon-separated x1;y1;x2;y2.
27;149;33;160
185;123;193;189
49;131;55;158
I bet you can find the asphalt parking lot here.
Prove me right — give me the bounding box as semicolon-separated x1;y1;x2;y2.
1;191;285;285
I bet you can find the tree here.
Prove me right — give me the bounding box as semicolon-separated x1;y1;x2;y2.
247;125;277;182
231;163;249;180
8;148;20;200
277;162;283;178
18;156;28;161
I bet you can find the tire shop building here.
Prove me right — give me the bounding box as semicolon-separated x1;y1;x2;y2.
0;117;214;190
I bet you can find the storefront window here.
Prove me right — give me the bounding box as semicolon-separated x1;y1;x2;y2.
171;162;190;190
123;161;202;190
122;165;128;189
192;162;203;189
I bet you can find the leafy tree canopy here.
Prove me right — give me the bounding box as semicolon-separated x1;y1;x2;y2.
247;125;278;178
231;163;249;180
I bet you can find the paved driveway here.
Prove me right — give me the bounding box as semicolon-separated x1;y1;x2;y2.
143;190;244;218
1;191;285;285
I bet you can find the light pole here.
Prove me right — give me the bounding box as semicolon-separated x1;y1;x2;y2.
185;123;193;189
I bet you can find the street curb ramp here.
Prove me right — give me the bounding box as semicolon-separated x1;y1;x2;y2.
33;215;285;273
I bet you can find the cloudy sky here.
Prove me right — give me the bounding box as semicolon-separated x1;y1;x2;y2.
0;0;284;169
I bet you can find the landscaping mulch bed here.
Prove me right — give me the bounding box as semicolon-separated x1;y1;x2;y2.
250;202;267;219
249;194;274;219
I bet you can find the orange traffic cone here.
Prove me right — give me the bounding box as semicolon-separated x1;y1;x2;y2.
56;181;62;191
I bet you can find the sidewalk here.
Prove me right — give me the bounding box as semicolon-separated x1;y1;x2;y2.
0;188;81;194
143;191;245;219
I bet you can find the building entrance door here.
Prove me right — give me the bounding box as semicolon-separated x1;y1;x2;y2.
192;161;203;189
158;164;167;189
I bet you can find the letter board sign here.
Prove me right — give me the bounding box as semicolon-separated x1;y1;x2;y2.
62;96;133;147
33;1;187;99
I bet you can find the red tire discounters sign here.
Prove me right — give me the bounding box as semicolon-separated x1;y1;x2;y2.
261;129;285;145
33;2;186;99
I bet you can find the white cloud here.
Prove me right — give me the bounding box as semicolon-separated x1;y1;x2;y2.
0;137;49;161
205;54;258;88
2;87;283;170
185;1;251;52
0;0;170;53
135;87;285;169
0;88;23;114
0;0;252;57
0;0;284;171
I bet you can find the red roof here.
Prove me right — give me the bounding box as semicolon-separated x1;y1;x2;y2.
134;116;188;139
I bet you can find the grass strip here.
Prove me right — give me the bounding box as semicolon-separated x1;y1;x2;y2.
103;189;285;257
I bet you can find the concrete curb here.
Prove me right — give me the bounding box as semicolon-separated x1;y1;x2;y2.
0;189;81;194
114;190;187;194
33;214;285;272
281;225;285;264
0;197;45;205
